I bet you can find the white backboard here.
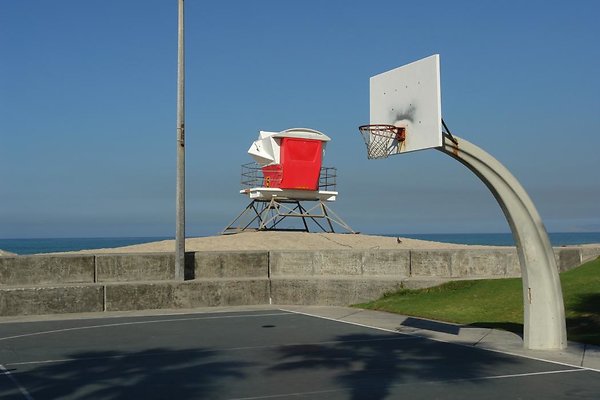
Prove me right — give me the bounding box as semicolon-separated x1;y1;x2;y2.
370;54;442;154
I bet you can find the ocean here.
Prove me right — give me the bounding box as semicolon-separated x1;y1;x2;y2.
393;232;600;247
0;237;170;256
1;232;600;255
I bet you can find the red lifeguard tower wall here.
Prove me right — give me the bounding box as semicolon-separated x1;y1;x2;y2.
262;137;323;191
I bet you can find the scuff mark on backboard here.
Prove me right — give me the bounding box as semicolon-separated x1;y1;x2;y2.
391;103;416;124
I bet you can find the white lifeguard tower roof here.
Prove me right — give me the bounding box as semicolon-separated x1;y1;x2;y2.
248;128;330;167
272;128;331;142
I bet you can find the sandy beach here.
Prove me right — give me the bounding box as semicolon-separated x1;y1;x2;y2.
43;232;505;255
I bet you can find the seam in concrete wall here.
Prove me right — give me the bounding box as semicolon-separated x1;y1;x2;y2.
103;284;107;311
360;252;365;275
267;251;272;304
408;250;412;277
94;256;98;283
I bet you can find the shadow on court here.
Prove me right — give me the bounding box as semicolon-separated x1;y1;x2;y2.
268;332;520;400
401;317;461;335
468;321;524;338
1;347;253;399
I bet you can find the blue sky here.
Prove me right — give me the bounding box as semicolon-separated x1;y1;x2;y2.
1;0;599;238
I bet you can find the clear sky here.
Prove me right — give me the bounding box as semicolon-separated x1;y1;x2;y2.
1;0;599;238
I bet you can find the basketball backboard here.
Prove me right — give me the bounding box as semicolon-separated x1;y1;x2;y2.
369;54;442;155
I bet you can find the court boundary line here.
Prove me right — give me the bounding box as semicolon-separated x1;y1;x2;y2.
0;308;279;326
0;311;291;342
0;364;34;400
227;368;588;400
280;308;600;373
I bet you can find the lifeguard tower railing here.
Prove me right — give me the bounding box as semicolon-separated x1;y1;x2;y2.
240;162;337;191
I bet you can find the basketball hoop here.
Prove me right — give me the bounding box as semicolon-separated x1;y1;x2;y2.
358;124;406;159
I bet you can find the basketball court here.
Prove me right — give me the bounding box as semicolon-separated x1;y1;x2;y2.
1;306;598;399
1;54;594;399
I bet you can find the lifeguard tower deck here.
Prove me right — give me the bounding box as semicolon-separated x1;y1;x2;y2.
222;128;354;234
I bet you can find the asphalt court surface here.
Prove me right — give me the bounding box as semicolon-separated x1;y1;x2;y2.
1;309;599;399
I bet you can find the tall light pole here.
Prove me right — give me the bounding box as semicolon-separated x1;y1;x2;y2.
175;0;185;280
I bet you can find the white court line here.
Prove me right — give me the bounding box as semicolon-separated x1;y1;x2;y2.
450;367;586;382
280;308;600;374
6;335;417;367
0;364;35;400
228;368;588;400
0;307;278;326
279;308;416;335
0;312;291;342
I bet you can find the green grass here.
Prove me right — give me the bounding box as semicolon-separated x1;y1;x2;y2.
355;256;600;345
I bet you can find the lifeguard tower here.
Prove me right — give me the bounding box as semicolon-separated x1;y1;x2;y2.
222;128;354;234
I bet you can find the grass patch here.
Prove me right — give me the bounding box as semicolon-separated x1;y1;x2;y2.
355;256;600;345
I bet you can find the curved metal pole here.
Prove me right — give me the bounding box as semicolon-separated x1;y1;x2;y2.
437;135;566;350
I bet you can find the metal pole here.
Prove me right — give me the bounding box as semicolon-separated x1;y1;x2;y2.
175;0;185;280
438;135;567;350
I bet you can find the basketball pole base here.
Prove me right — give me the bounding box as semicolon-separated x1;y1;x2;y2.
438;134;567;350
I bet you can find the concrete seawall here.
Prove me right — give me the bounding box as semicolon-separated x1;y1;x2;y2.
1;246;598;317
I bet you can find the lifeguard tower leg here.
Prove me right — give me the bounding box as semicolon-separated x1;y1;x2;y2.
320;202;335;232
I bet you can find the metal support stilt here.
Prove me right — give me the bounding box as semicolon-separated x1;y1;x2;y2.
222;198;355;234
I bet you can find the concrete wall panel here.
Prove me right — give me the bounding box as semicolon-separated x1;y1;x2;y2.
581;247;600;263
362;250;410;276
195;251;268;278
451;250;513;277
105;282;174;311
271;277;403;306
410;251;452;277
270;251;315;276
555;249;582;272
96;254;175;282
174;279;270;307
0;255;95;286
0;285;103;316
